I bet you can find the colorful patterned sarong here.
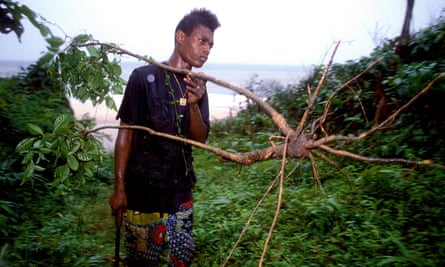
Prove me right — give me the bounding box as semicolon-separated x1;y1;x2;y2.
124;200;194;266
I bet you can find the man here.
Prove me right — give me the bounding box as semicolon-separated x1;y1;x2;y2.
109;8;220;266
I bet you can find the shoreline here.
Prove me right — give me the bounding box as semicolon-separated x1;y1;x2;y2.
72;97;240;151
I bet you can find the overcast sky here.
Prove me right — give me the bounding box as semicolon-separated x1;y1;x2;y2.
1;0;443;65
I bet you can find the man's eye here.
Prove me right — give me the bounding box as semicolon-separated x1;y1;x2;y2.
198;37;213;48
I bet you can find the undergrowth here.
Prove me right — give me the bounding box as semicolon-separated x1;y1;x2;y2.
190;126;445;266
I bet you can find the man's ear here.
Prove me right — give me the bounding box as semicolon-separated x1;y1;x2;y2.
175;30;185;45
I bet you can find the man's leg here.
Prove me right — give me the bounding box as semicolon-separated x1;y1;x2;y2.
167;201;195;267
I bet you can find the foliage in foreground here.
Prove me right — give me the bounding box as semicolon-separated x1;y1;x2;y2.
192;147;445;266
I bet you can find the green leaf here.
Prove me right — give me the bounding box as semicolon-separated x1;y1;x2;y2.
20;5;51;37
54;164;71;182
25;123;43;136
344;115;362;122
105;95;117;110
39;147;52;154
34;165;46;172
22;151;34;164
16;137;37;153
67;154;79;171
84;167;94;177
23;161;35;182
53;114;71;134
32;139;42;149
71;34;93;45
212;196;231;205
86;46;100;58
111;62;122;76
36;152;46;164
68;139;82;155
112;83;124;95
40;52;55;64
76;151;93;162
46;36;64;52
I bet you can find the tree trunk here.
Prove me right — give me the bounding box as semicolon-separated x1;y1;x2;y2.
396;0;415;59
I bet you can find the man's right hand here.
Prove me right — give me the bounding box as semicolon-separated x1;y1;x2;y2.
109;186;127;218
111;126;133;218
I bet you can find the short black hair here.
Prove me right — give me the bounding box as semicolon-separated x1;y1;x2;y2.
175;8;220;35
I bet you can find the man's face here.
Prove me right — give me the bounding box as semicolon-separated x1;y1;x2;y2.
178;25;214;68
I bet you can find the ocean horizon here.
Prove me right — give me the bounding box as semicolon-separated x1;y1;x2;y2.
0;59;310;115
0;60;310;86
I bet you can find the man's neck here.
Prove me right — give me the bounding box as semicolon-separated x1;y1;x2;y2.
167;53;192;70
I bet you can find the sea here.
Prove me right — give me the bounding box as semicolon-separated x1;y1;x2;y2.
1;60;310;149
0;60;311;117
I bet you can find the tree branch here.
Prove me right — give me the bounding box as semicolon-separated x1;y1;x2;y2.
259;134;289;267
294;41;341;139
308;72;445;147
313;56;384;136
78;41;292;136
318;145;444;169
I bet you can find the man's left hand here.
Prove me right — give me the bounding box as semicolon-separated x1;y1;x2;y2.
184;73;206;105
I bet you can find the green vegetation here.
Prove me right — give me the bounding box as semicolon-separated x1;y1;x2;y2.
1;2;444;265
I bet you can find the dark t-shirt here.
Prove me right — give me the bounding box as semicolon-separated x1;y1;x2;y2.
116;64;210;213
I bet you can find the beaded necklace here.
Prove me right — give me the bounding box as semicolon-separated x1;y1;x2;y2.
172;73;187;106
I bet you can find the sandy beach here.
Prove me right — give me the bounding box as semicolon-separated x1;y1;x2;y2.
71;99;238;151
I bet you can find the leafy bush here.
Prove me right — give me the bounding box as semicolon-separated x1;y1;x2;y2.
0;60;114;266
